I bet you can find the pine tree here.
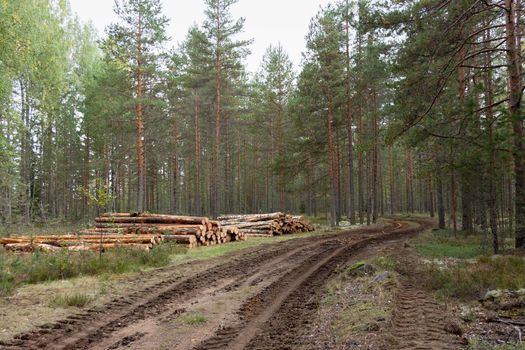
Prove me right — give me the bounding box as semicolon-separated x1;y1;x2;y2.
202;0;251;216
106;0;169;212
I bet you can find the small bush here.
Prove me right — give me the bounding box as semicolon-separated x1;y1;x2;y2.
419;255;525;300
180;313;207;325
0;243;187;296
468;338;525;350
49;293;93;308
372;256;399;271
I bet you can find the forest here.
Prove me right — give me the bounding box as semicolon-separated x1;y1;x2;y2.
4;1;525;349
0;0;523;255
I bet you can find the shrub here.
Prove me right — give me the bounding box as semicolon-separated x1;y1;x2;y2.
180;313;207;325
419;255;525;300
49;293;93;308
0;243;187;296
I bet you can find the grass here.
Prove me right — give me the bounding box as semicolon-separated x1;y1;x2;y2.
419;255;525;300
0;222;87;237
408;228;525;300
0;243;186;296
413;229;487;259
179;313;207;325
468;338;525;350
0;218;338;297
49;293;93;308
171;230;329;263
372;256;399;271
315;256;398;346
0;227;330;296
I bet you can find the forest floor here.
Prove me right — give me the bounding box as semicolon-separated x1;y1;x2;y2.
0;217;523;349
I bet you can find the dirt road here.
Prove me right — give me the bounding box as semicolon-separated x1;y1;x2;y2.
0;218;436;350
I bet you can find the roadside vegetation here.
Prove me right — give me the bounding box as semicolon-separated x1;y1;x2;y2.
0;222;336;297
48;293;94;308
0;244;185;296
409;228;525;349
411;229;525;300
179;313;207;325
309;256;399;348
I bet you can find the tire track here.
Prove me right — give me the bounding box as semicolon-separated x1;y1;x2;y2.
0;222;401;350
194;219;429;350
387;282;463;350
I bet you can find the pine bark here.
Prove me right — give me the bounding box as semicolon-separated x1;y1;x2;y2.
345;0;356;224
136;12;145;212
504;0;525;248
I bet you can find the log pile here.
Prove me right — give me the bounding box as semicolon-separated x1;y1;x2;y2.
92;213;246;246
0;234;163;252
0;212;311;254
217;212;314;236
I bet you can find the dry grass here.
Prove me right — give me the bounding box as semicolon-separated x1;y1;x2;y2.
418;255;525;300
309;256;398;347
49;293;93;308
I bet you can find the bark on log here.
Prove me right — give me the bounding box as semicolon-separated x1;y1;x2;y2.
95;216;206;225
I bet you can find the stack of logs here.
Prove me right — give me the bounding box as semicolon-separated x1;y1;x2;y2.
0;213;311;253
0;234;163;253
92;213;246;247
217;212;314;237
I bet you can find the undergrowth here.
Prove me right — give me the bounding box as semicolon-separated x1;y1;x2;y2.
49;293;93;308
414;229;488;259
468;338;525;350
0;243;186;296
410;229;525;300
419;255;525;300
180;313;207;325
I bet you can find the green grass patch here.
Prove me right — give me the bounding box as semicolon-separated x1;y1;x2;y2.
0;222;329;296
419;255;525;300
49;293;93;308
172;232;324;263
413;229;487;259
0;243;186;296
372;256;399;271
468;338;525;350
0;222;87;237
317;258;396;346
304;215;328;225
180;313;207;325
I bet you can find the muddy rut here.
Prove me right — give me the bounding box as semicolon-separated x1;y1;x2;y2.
0;218;431;350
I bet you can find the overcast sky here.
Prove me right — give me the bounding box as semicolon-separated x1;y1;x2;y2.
68;0;333;73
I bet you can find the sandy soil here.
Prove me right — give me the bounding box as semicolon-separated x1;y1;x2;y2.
0;218;440;350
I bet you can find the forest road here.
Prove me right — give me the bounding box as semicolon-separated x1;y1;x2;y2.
0;218;434;350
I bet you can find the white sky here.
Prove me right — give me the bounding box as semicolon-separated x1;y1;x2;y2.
68;0;333;73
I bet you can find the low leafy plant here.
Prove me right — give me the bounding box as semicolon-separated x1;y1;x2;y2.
180;313;207;325
49;293;93;308
372;256;399;271
0;243;186;296
418;255;525;300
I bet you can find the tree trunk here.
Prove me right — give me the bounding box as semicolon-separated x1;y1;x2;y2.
484;25;499;253
136;13;145;213
278;105;284;210
327;91;337;227
504;0;525;248
389;145;395;215
345;0;356;225
437;168;446;229
194;91;201;215
213;30;222;217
